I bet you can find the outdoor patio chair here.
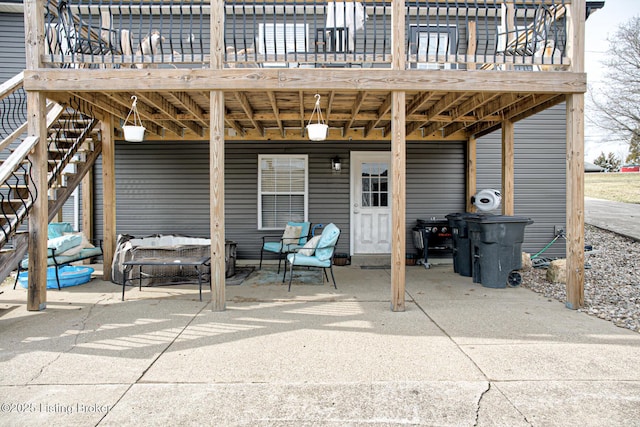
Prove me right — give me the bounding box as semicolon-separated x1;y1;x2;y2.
283;222;340;291
259;221;311;273
14;222;102;290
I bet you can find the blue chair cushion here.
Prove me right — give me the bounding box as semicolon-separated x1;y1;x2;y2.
287;221;311;245
47;233;83;255
48;222;74;239
21;247;103;269
263;241;304;254
315;223;340;261
287;253;331;268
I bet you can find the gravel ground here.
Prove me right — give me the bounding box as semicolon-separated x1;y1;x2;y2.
522;224;640;333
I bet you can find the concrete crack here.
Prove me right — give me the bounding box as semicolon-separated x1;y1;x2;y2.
474;381;491;427
28;293;111;383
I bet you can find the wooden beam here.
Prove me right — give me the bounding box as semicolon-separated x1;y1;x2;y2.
138;92;203;136
166;91;209;128
136;92;203;136
25;0;47;311
364;93;392;138
566;0;586;310
391;91;406;312
267;91;284;137
407;92;465;135
505;94;566;124
501;120;515;215
466;21;477;70
26;92;48;311
565;94;585;310
210;91;226;311
406;91;436;116
222;106;244;136
81;169;93;245
346;92;367;131
173;93;208;128
472;93;565;138
101;115;116;282
390;0;405;312
466;136;477;212
299;91;305;137
441;93;501;137
210;0;226;312
326;91;336;121
235;91;264;135
126;93;183;137
23;69;589;94
70;91;163;137
464;93;528;137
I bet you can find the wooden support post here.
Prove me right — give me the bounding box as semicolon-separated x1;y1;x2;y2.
390;0;406;312
24;0;47;311
566;94;585;309
210;91;226;312
466;136;477;212
210;0;226;311
565;0;586;309
81;170;93;264
466;21;477;70
501;120;514;215
392;0;406;71
26;92;47;311
391;91;406;312
82;171;93;238
101;115;116;282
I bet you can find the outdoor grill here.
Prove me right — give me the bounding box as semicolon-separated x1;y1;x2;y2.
412;218;453;268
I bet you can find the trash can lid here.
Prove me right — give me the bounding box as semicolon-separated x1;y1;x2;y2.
465;215;533;224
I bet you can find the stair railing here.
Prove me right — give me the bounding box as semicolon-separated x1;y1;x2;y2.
0;72;96;248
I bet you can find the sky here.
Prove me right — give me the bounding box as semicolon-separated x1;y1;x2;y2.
584;0;640;162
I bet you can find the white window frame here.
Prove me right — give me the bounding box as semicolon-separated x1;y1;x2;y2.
258;154;309;230
410;25;457;70
257;22;309;68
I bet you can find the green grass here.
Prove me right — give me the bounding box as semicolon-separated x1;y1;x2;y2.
585;172;640;204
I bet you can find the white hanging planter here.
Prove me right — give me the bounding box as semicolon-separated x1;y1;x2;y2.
307;123;328;141
123;95;146;142
122;125;146;142
306;93;328;141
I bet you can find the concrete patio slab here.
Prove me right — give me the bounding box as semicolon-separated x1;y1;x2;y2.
494;381;640;427
1;263;639;426
99;382;488;426
0;384;127;427
141;300;485;384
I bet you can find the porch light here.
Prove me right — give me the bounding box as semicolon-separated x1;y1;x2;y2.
122;95;146;143
331;156;342;171
306;93;328;141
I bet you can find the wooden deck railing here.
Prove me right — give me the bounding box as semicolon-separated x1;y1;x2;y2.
41;0;572;71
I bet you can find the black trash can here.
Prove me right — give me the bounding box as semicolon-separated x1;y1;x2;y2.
445;212;482;277
466;215;533;288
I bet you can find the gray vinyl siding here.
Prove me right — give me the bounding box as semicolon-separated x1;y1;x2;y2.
93;140;466;260
0;13;25;83
477;103;567;258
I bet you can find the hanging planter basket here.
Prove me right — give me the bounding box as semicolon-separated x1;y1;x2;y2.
306;93;328;141
122;95;146;142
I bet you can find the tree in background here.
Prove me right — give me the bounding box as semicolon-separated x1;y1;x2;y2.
594;151;622;172
589;17;640;150
626;131;640;164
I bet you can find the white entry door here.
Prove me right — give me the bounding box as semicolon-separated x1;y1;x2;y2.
350;152;391;254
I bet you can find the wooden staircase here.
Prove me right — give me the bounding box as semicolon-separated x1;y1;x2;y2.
0;85;101;284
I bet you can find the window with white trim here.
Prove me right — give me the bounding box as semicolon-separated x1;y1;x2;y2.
410;26;457;70
257;23;309;67
258;155;308;229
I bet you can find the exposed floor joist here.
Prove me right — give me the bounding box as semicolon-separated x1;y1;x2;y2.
33;74;583;142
